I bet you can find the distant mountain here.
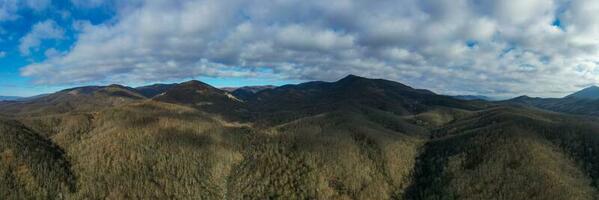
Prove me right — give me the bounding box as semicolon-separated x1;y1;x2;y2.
246;74;483;124
502;86;599;116
18;93;50;102
154;80;240;104
565;85;599;100
153;80;248;119
0;96;22;101
135;83;177;98
228;85;276;101
0;84;146;116
221;85;275;93
452;95;493;101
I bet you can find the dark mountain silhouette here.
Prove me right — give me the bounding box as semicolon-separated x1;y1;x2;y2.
246;74;482;125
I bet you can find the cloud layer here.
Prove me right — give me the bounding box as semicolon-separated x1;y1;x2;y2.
17;0;599;97
19;20;65;55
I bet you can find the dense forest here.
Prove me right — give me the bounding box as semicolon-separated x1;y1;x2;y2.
2;75;599;199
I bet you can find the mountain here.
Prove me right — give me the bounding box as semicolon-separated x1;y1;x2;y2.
226;85;276;101
0;84;146;117
565;85;599;100
246;74;482;124
153;80;241;104
502;86;599;116
135;83;177;98
153;80;248;120
452;95;493;101
2;75;599;199
18;93;50;101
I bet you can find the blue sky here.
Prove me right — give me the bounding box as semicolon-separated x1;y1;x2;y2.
0;0;299;96
2;0;599;98
0;0;115;96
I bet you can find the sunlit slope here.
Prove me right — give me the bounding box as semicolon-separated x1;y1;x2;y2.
228;107;429;199
0;85;146;117
57;101;430;199
3;99;434;199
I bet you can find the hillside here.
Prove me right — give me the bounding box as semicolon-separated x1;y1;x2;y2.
406;107;599;199
2;75;599;199
226;85;276;101
247;75;483;125
152;80;249;121
0;84;146;117
135;83;177;98
0;118;75;199
452;95;493;101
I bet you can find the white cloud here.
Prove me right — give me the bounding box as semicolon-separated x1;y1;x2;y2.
44;48;62;58
19;20;65;55
275;25;355;52
19;0;599;97
0;0;52;21
0;51;6;58
0;0;19;21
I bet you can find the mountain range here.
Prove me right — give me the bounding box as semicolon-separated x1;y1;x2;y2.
452;95;494;101
2;75;599;199
502;85;599;116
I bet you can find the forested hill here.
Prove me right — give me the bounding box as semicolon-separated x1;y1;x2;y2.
1;75;599;199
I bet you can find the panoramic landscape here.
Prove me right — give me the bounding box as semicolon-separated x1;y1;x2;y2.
4;75;599;199
3;0;599;199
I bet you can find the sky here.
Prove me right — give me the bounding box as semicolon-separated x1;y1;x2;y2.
1;0;599;98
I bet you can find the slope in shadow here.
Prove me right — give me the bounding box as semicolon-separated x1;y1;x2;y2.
0;118;76;199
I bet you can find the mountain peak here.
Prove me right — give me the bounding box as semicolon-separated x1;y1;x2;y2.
107;84;127;88
565;85;599;100
338;74;370;83
585;85;599;90
181;80;205;85
179;80;216;89
340;74;363;80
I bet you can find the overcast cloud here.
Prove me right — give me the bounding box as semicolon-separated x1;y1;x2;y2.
15;0;599;97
